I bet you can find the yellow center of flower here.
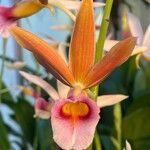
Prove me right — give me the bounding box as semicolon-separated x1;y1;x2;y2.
62;102;89;117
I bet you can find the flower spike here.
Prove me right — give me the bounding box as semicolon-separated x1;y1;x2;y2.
83;37;136;88
69;0;95;84
10;26;75;86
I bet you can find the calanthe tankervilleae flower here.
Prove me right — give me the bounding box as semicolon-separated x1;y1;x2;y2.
18;71;128;149
10;0;136;149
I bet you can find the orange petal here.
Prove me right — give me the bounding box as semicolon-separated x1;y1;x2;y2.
69;0;95;85
10;26;75;86
83;37;136;88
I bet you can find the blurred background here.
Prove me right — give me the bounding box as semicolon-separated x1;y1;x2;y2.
0;0;150;150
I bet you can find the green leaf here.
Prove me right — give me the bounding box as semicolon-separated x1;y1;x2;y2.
123;94;150;149
8;98;35;145
0;82;13;104
0;114;10;150
126;94;150;115
95;0;113;62
4;97;36;148
123;107;150;140
37;120;56;150
111;104;122;150
130;137;150;150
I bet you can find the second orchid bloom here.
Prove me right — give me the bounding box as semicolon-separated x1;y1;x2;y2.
10;0;136;149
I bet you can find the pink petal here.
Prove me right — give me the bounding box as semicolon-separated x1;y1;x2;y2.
124;140;132;150
143;25;150;48
57;80;70;98
104;40;118;52
51;96;100;149
35;97;52;119
97;94;128;108
127;13;144;45
143;25;150;58
104;40;147;56
20;71;59;100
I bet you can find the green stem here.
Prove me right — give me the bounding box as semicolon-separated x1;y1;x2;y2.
32;55;41;150
92;0;114;98
0;39;7;103
33;119;39;150
94;130;102;150
95;0;113;63
91;0;114;149
112;104;122;150
34;57;41;95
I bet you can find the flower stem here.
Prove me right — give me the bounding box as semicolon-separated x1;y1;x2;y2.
95;0;114;63
91;0;114;149
92;0;114;99
33;119;39;150
94;130;102;150
112;104;122;150
0;39;7;103
33;56;41;95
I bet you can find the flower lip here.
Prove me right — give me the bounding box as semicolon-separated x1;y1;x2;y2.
51;95;100;150
61;102;90;118
0;6;16;20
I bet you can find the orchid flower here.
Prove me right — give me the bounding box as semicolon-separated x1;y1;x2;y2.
0;0;104;38
10;0;136;149
0;0;53;37
127;12;150;61
19;70;128;149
